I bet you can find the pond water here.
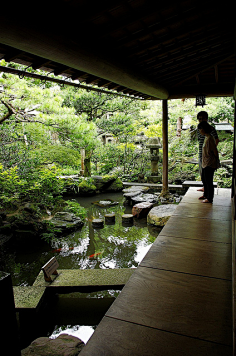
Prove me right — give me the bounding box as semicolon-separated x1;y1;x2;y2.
0;192;162;345
0;192;161;286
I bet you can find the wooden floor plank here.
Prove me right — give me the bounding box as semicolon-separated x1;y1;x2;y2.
187;187;231;198
140;235;232;280
106;267;232;346
181;194;231;206
79;317;232;356
173;202;231;221
159;215;231;243
181;188;231;206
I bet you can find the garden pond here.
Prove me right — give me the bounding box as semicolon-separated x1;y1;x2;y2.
0;192;162;345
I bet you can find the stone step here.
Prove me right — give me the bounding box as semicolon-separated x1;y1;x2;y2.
33;268;135;289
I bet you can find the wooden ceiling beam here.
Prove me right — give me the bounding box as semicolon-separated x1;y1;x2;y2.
168;83;234;99
152;48;234;83
165;53;235;88
114;3;221;49
3;49;25;62
0;21;169;99
0;65;144;98
54;65;71;76
31;59;52;70
71;71;88;81
215;65;219;83
130;29;231;68
136;41;231;76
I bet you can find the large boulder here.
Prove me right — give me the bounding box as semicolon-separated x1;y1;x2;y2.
147;204;177;226
92;176;123;192
50;212;84;233
21;333;84;356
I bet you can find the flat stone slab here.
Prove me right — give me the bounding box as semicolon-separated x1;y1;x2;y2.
132;193;159;204
147;204;178;226
13;286;46;310
122;185;150;193
132;202;153;218
33;269;135;288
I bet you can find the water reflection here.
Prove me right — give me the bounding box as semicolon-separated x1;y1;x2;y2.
50;325;96;344
0;192;162;285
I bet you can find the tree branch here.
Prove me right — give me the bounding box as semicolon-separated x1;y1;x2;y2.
0;100;15;124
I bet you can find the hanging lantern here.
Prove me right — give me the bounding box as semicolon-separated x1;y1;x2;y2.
196;94;206;107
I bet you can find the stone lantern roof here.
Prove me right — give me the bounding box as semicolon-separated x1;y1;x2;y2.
146;137;162;149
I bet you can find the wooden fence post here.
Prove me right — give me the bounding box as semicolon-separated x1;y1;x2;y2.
0;271;21;355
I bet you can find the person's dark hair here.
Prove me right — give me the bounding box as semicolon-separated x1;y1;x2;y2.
197;111;208;121
198;120;212;134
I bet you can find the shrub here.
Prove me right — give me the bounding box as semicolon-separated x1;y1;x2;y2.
78;178;97;195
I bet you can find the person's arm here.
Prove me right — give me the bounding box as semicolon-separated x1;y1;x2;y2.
211;127;219;146
210;137;219;158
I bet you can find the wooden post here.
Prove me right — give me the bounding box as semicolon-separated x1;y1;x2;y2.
162;99;169;194
80;148;85;175
176;117;182;137
0;272;21;355
233;91;236;356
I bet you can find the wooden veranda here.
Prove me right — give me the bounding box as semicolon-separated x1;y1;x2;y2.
0;1;236;354
80;187;232;355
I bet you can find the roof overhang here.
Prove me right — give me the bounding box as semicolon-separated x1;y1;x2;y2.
0;1;235;100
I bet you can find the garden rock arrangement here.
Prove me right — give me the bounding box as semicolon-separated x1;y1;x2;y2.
21;333;84;356
123;185;182;206
123;185;181;226
50;212;84;233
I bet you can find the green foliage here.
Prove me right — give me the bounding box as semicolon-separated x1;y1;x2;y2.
30;145;81;167
144;124;162;137
0;60;234;209
217;132;233;160
78;178;97;194
214;167;232;188
0;164;23;196
63;200;87;220
24;167;65;206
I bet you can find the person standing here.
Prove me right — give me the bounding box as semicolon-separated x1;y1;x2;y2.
197;121;220;203
197;111;219;192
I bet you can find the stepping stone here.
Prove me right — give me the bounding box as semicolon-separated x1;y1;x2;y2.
122;214;134;225
132;202;153;218
92;219;104;228
105;214;116;224
147;204;178;226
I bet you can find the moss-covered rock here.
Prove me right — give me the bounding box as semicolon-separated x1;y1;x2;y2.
107;177;123;191
78;179;97;196
49;212;84;234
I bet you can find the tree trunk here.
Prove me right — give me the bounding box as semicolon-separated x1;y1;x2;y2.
84;149;92;177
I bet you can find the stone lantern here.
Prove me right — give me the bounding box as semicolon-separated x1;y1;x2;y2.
146;137;162;183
